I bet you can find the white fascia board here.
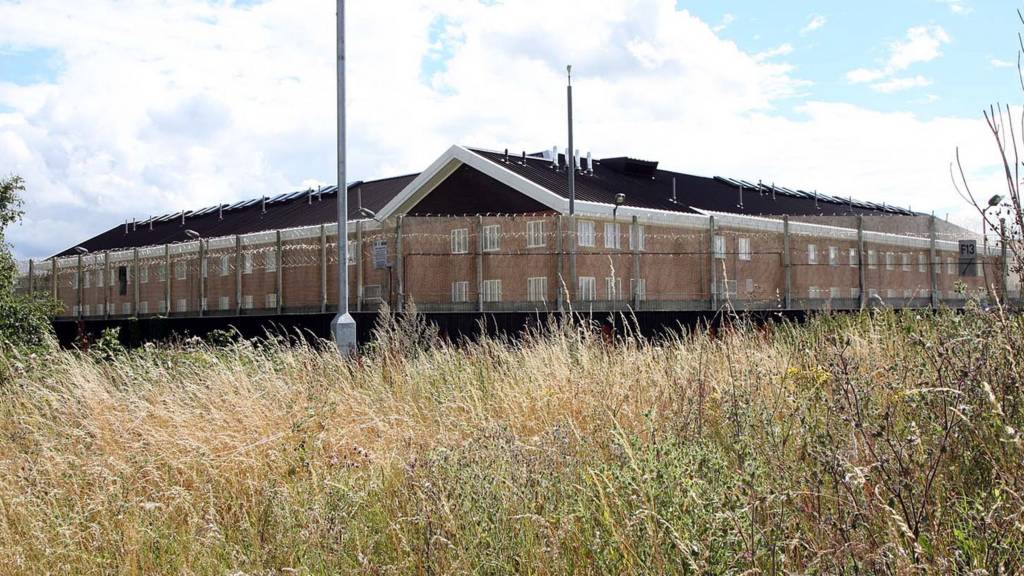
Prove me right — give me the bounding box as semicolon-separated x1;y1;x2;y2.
452;146;568;211
375;145;466;220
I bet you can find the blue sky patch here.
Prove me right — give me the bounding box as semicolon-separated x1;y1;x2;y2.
0;47;63;86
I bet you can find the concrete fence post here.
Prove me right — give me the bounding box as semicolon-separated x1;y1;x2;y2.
27;259;34;297
356;220;364;312
556;214;564;313
133;248;140;317
319;225;328;313
395;215;405;313
198;239;206;316
164;244;172;315
632;215;641;310
104;251;110;319
857;215;866;310
1001;218;1009;304
929;215;939;309
709;215;717;311
77;253;83;318
235;235;243;315
783;216;792;310
476;216;484;312
275;230;283;314
51;257;57;302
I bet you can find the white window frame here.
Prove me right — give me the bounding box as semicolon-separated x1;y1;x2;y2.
848;248;858;268
745;278;755;295
630;278;647;301
885;252;895;270
83;304;91;316
808;244;818;265
578;276;596;301
158;300;167;314
241;295;254;310
482;279;502;303
72;273;79;289
122;302;131;315
630;224;646;251
577;220;595;248
139;301;149;314
347;240;357;266
830;287;841;299
901;253;911;272
851;287;861;299
738;237;751;261
96;269;103;288
828;246;839;267
176;298;188;313
84;271;91;289
713;235;726;259
482;225;501;252
451;228;470;254
219;296;230;311
526;221;545;248
220;255;230;276
451;281;469;303
946;257;955;275
605;276;623;300
266;251;278;273
808;286;819;299
242;253;253;275
918;253;927;273
868;250;877;269
604;222;621;250
175;261;186;280
266;293;278;309
527;277;547;302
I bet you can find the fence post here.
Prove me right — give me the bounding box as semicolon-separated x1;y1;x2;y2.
77;253;83;318
857;216;867;310
320;224;328;313
235;235;242;315
164;244;172;315
133;248;140;317
632;215;641;310
556;215;564;313
199;239;206;316
709;215;717;311
104;251;110;319
275;230;283;314
356;219;364;312
783;216;792;310
477;216;484;312
27;259;34;297
929;215;939;309
1001;218;1009;304
51;257;57;302
395;215;405;313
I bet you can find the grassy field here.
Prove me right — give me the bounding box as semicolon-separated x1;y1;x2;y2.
1;308;1022;574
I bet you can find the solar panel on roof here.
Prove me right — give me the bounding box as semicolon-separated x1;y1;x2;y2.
239;199;261;208
283;191;305;201
268;193;288;203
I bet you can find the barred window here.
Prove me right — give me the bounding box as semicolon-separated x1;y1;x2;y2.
713;235;726;259
482;279;502;302
630;278;647;301
483;225;501;252
220;255;230;276
527;277;547;302
828;246;839;267
630;224;646;251
848;248;858;267
578;276;596;301
738;238;751;261
808;244;818;265
451;281;469;303
451;228;469;254
266;293;278;309
526;221;545;248
604;222;621;250
605;277;623;300
577;220;595;247
266;251;277;273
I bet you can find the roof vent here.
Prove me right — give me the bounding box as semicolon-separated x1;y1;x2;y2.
671;177;677;203
600;157;659;178
586;151;594;175
550;146;559;169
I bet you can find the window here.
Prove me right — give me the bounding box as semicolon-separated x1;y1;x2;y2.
887;289;897;298
83;305;91;316
947;257;955;275
885;252;895;270
158;300;167;314
527;221;545;248
868;289;879;298
918;253;927;273
140;265;149;284
175;261;186;280
868;250;877;269
713;235;726;259
483;225;501;252
158;263;167;282
139;301;149;314
714;280;737;298
118;267;128;296
630;224;646;251
482;279;502;302
241;295;254;309
451;281;469;303
630;278;647;301
110;268;116;286
745;278;755;295
176;298;187;313
122;302;131;315
577;220;595;247
578;276;596;300
605;277;623;300
527;277;547;302
72;273;79;289
830;287;841;299
451;228;469;254
72;305;80;316
200;297;207;312
849;248;858;267
220;255;230;276
828;246;839;267
242;254;253;274
901;253;910;272
347;241;357;266
604;222;621;249
807;244;818;265
84;272;90;289
201;258;208;279
738;238;751;261
96;269;103;288
851;287;861;299
808;286;819;299
266;251;277;273
903;289;913;299
266;293;278;309
219;296;230;311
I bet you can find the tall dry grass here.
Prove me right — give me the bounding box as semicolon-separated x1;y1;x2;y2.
0;308;1022;574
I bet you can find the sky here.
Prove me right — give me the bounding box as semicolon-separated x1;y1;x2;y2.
0;0;1021;259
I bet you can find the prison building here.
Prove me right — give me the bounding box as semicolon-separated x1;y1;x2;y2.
16;145;1015;319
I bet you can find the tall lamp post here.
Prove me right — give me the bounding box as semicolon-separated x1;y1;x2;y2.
331;0;357;356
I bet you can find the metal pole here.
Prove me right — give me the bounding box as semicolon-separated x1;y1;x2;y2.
133;248;140;317
275;230;283;314
556;214;564;313
164;244;171;315
477;216;484;312
709;215;717;310
330;0;357;356
235;235;243;315
567;66;577;306
857;215;866;310
320;224;328;313
199;239;206;316
77;254;83;318
356;219;364;312
104;251;110;319
929;215;938;309
28;259;34;297
784;216;793;310
395;215;404;313
632;215;641;310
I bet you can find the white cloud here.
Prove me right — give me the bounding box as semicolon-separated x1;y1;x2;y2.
0;0;1002;257
753;43;794;62
800;15;826;35
712;13;734;33
990;58;1015;69
936;0;972;14
846;25;949;93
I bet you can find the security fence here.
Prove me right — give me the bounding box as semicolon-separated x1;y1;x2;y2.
13;212;1020;319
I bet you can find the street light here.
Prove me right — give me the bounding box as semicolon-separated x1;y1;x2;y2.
330;0;357;357
613;193;625;221
184;229;200;240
